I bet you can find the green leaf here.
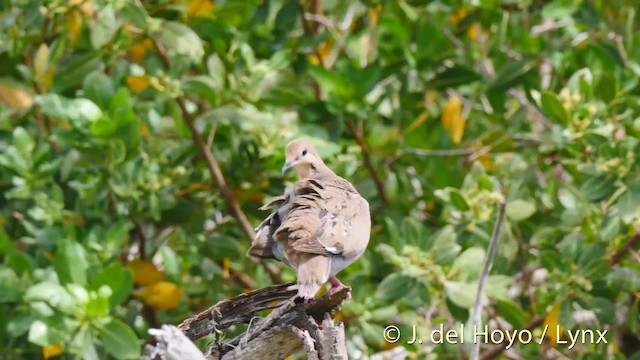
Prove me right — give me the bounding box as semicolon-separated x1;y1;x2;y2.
157;21;204;63
606;267;640;292
591;297;616;325
488;60;536;92
506;199;536;221
91;5;119;48
35;94;103;125
122;1;149;30
96;319;140;359
375;273;417;303
430;225;461;265
485;275;512;300
90;263;133;308
615;186;640;223
83;72;114;109
449;190;469;211
542;0;581;19
28;319;66;346
307;66;353;101
56;53;104;89
274;0;298;32
25;282;77;315
580;175;615;202
451;247;485;282
90;118;118;137
54;240;89;286
595;73;618;103
13;126;35;154
540;92;568;124
444;281;476;308
496;299;529;328
430;64;481;90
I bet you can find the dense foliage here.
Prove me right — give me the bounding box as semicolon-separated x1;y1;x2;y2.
1;0;639;359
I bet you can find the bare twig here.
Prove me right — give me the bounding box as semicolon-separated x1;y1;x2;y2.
347;122;390;204
386;134;512;168
150;37;282;286
471;197;507;360
610;233;640;266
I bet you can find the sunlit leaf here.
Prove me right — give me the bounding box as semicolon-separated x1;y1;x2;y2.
134;281;183;310
128;259;164;286
543;301;563;344
126;75;150;92
42;343;63;360
0;82;33;110
442;95;466;144
96;319;140;359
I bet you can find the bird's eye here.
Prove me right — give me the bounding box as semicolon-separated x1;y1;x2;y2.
302;149;308;156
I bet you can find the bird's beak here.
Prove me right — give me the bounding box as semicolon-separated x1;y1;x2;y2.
281;161;293;176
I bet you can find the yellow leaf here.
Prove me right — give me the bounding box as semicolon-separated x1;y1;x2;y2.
34;44;49;78
127;75;150;92
367;4;384;28
40;68;54;93
543;301;563;345
0;83;33;110
223;257;230;279
186;0;214;17
42;343;63;360
129;39;153;64
309;41;334;66
67;11;83;46
442;95;465;144
450;113;466;144
69;0;94;16
404;110;429;135
176;182;209;197
128;259;165;286
467;22;482;41
140;122;150;136
449;7;468;24
135;281;183;310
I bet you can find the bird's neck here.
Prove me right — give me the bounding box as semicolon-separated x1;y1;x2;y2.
297;162;333;179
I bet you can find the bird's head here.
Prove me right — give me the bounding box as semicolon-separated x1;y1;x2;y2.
281;139;328;177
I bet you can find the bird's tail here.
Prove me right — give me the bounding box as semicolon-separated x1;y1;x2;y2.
296;255;330;300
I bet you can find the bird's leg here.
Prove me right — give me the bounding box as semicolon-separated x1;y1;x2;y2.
328;276;352;300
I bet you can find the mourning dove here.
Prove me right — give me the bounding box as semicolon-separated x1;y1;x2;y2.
248;139;371;300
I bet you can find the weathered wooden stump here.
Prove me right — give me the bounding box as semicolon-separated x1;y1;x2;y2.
142;283;350;360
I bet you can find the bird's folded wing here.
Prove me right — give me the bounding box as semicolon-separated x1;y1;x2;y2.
275;176;367;257
247;192;292;259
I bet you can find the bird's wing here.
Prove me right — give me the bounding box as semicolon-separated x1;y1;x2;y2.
247;191;292;259
274;176;370;258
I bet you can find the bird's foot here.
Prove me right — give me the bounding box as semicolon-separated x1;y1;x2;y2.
328;276;352;301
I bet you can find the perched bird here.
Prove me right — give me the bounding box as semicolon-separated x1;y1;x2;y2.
248;139;371;300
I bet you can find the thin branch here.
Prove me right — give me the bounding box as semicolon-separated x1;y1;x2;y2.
298;0;324;100
150;37;282;286
386;134;512;168
610;232;640;266
471;197;507;360
206;121;217;149
347;122;390;205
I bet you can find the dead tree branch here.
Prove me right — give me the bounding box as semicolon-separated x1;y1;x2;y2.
150;36;282;286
